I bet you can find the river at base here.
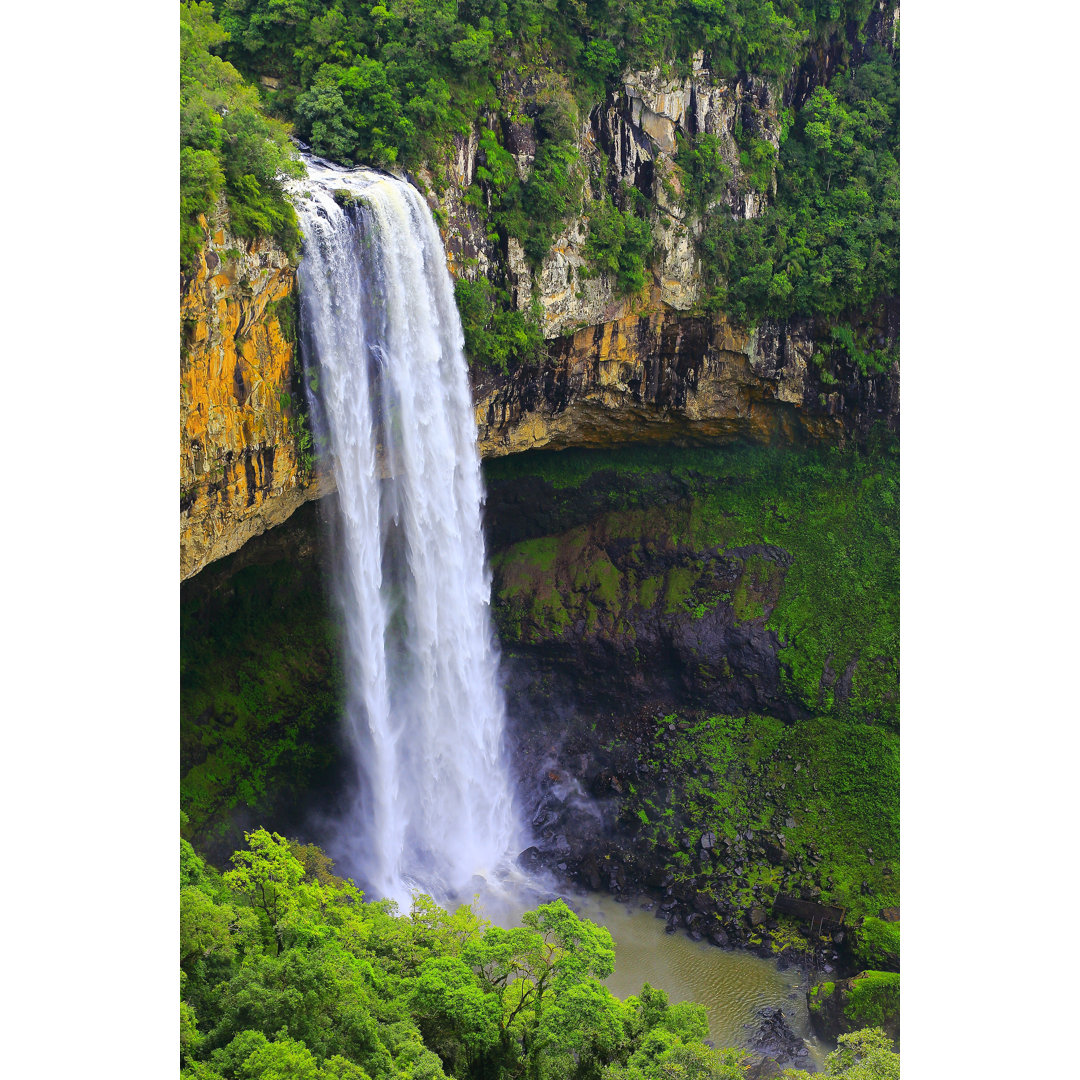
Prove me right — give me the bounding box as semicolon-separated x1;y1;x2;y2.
570;893;829;1070
452;880;829;1069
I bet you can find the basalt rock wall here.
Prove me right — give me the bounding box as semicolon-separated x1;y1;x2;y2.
179;12;899;580
474;304;898;458
180;207;331;581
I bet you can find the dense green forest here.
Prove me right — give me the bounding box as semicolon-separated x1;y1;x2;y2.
180;0;898;359
181;828;899;1079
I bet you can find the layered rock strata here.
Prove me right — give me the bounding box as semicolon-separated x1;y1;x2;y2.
179;24;900;579
475;307;898;457
180;211;328;580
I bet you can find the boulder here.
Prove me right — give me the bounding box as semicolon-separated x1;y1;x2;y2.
746;1005;811;1068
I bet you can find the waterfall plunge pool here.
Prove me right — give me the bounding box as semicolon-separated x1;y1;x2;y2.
572;893;828;1067
473;882;828;1068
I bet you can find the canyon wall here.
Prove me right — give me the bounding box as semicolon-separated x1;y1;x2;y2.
180;210;329;580
179;18;899;580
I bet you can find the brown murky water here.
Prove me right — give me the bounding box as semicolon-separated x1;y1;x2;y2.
572;894;828;1067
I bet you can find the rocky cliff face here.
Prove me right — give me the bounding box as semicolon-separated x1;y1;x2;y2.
180;27;899;580
421;52;783;338
474;305;898;457
180;209;329;581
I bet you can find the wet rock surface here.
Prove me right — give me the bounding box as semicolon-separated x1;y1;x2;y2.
747;1006;813;1069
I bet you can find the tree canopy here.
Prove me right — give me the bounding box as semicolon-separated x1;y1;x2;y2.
180;1;302;270
181;829;899;1080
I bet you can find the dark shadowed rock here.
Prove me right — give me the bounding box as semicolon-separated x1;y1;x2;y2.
746;1006;811;1069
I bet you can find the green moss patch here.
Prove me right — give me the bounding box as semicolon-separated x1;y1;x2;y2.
485;437;899;725
621;711;899;919
853;917;900;971
844;971;900;1029
181;555;345;857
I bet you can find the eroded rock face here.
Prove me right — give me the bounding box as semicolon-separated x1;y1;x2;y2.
180;210;329;581
475;308;898;458
179;40;900;579
415;52;784;338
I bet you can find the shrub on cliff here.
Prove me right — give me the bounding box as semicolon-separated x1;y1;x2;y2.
453;277;545;374
180;2;302;270
706;45;899;323
583;194;655;296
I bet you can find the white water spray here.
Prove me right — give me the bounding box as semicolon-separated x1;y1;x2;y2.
289;157;519;906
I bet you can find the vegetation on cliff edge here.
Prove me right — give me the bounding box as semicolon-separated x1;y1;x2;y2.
179;1;897;371
703;45;899;324
181;2;302;271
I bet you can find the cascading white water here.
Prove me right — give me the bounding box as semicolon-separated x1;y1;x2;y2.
288;157;519;907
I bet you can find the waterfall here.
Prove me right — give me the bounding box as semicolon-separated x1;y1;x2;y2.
288;157;519;907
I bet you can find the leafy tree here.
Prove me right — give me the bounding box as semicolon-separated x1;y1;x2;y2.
536;981;631;1080
605;986;741;1080
180;2;301;270
583;196;655;295
207;946;393;1069
296;60;415;166
223;828;310;954
411;956;502;1074
239;1035;323;1080
780;1027;898;1080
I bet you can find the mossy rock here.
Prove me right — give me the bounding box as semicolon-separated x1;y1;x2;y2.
484;439;899;726
332;188;361;209
852;916;900;971
807;971;899;1043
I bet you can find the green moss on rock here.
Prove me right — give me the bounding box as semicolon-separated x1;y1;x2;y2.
485;438;899;726
844;971;900;1030
854;917;900;972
